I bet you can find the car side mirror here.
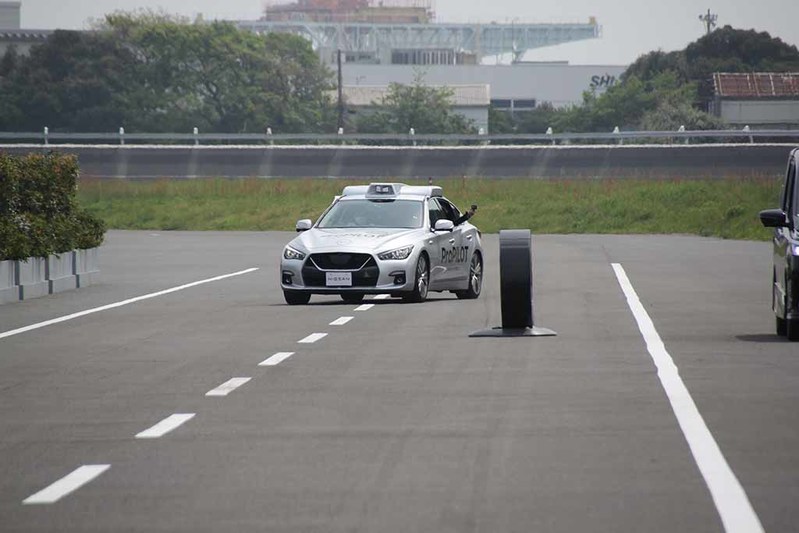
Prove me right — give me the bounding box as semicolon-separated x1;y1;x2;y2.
759;209;788;228
434;219;455;232
296;219;313;232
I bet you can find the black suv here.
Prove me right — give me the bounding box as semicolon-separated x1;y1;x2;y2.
760;147;799;341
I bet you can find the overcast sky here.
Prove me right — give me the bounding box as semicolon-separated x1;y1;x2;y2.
16;0;799;65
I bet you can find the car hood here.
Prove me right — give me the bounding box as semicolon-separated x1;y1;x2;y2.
289;228;423;254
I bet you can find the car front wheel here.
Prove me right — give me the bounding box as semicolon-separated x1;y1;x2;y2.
403;254;429;303
456;252;483;300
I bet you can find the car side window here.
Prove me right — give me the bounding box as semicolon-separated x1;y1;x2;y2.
437;198;460;222
428;198;444;228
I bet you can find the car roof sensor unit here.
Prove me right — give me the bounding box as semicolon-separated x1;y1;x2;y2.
366;183;403;198
400;185;442;198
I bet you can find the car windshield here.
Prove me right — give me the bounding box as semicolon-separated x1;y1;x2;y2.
317;199;423;229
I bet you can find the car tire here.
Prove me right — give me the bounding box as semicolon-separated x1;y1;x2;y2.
403;254;429;303
284;290;311;305
788;319;799;342
777;315;788;336
341;293;365;304
456;252;483;300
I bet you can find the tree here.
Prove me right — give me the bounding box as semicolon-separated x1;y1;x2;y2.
626;26;799;103
102;11;337;133
0;30;139;131
355;75;476;134
0;11;337;133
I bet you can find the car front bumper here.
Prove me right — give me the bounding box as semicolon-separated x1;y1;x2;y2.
280;256;413;294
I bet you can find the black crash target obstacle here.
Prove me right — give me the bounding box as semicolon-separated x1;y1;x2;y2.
469;229;557;338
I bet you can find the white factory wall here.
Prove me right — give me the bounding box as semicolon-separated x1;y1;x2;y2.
0;2;20;30
342;63;627;108
720;100;799;128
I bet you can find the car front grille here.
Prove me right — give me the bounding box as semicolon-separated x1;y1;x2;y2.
309;253;372;270
302;254;379;288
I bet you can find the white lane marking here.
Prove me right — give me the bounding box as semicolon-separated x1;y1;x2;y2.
259;352;295;366
0;268;259;341
205;377;252;397
330;316;354;326
135;413;195;439
612;263;764;533
372;294;390;300
355;304;375;312
298;333;328;344
23;465;110;505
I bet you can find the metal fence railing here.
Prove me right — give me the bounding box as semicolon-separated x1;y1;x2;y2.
0;127;797;146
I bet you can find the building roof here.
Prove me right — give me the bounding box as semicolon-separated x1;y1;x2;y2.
714;72;799;98
342;84;490;107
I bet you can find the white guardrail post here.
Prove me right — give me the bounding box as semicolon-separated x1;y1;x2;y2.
266;127;273;146
193;127;199;146
119;127;125;146
546;127;555;145
743;125;753;144
409;127;416;147
43;126;48;146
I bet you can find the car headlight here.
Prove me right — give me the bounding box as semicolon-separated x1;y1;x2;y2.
378;245;414;261
283;246;306;261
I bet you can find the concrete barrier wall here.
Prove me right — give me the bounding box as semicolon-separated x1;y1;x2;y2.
0;144;794;179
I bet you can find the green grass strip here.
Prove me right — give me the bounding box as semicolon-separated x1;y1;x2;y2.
77;177;782;241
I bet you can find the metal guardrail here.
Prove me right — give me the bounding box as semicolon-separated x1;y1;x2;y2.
0;128;797;146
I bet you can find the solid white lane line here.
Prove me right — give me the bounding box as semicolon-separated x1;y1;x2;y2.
259;352;295;366
612;263;764;533
23;465;110;505
206;377;252;397
372;294;390;300
298;333;328;344
330;316;354;326
135;413;195;439
355;304;375;312
0;268;260;341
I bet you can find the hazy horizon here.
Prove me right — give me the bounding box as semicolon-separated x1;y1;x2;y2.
13;1;799;66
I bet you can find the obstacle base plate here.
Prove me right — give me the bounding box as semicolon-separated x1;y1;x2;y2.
469;326;557;338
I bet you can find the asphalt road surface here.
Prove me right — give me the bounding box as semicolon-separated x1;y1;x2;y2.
1;231;796;532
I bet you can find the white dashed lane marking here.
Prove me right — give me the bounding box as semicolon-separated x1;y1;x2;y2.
354;304;374;312
0;268;259;341
372;294;390;300
298;333;328;344
135;413;195;439
330;316;354;326
23;465;110;505
259;352;295;366
612;263;764;533
205;378;252;397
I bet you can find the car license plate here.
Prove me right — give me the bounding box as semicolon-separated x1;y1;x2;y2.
326;272;352;287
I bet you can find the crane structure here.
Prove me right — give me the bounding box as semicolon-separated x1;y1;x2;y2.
237;1;599;65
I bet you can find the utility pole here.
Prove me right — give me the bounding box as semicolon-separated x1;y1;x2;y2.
698;9;718;35
337;49;344;132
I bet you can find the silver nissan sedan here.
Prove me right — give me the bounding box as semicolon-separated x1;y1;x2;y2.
280;183;483;305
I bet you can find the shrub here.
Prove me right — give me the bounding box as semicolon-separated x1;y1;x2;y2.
0;152;105;260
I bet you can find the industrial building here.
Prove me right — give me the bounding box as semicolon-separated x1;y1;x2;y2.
341;84;491;132
0;1;50;57
712;72;799;129
238;0;623;126
1;0;628;132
